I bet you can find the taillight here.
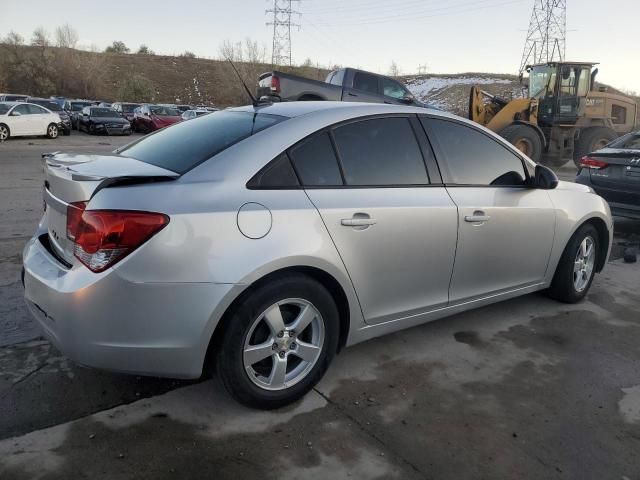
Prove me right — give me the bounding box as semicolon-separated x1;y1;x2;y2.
580;156;608;169
67;208;169;273
271;75;281;93
66;201;87;241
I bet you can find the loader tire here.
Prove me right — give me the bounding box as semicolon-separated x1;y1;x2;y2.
573;127;618;168
500;124;543;163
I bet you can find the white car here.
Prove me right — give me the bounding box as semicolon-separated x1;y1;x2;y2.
180;109;211;121
0;102;62;141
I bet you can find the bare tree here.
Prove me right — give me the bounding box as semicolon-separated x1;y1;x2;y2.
55;24;79;49
3;31;24;46
388;61;400;78
31;27;50;48
137;44;154;55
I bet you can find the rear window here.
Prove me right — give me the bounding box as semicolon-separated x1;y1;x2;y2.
607;132;640;150
119;110;287;174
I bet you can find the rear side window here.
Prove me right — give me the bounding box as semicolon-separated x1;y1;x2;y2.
327;69;345;86
119;111;287;174
423;118;526;186
352;72;379;94
333;117;429;185
289;132;343;186
247;153;299;189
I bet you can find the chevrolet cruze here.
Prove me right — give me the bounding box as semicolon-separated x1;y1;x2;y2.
23;102;612;408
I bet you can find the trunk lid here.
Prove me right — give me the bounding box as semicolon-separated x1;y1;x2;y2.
42;152;178;264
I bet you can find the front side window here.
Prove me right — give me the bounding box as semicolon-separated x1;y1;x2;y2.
424;118;527;186
333;117;428;186
352;72;379;94
382;78;408;100
120;111;287;174
289;132;343;186
27;104;48;114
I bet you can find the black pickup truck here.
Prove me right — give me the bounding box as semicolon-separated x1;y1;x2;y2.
257;67;425;107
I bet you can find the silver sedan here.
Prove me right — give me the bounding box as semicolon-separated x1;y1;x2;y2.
23;102;613;408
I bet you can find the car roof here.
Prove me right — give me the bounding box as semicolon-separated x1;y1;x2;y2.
228;100;449;120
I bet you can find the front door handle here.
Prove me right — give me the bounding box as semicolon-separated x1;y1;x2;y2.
341;213;376;230
464;211;490;223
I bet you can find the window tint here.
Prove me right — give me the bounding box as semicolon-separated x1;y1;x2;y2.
327;69;345;86
119;111;287;174
352;72;379;94
289;132;343;186
12;104;30;115
424;118;526;186
247;153;300;189
27;104;48;114
382;78;407;99
333;117;428;186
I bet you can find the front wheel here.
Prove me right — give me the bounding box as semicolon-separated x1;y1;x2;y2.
215;274;339;409
46;124;59;139
547;223;599;303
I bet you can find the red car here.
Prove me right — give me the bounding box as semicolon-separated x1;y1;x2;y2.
132;104;182;133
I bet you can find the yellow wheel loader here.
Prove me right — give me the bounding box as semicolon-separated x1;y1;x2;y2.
469;62;638;167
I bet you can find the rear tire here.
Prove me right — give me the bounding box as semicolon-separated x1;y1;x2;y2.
573;127;618;168
0;124;9;141
499;124;543;163
46;124;58;139
547;223;599;303
215;274;339;409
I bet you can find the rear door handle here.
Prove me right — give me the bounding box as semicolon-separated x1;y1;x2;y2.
347;92;358;97
341;218;376;227
464;211;490;223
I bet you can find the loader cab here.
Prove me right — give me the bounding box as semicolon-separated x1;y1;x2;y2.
527;62;595;126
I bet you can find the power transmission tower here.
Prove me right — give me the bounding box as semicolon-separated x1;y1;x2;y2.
266;0;300;66
417;64;428;75
518;0;566;76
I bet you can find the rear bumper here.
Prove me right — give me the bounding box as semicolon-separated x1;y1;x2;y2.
22;235;236;379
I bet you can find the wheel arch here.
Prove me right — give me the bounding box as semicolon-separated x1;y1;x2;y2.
202;265;352;377
583;216;610;272
297;94;325;101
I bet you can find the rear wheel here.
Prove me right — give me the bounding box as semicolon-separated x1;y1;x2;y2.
89;124;96;135
573;127;618;168
0;124;9;141
499;124;543;162
46;124;58;139
215;274;339;409
547;223;599;303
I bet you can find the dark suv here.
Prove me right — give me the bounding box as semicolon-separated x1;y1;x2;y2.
27;97;72;135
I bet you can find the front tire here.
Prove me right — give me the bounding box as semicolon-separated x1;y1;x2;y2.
215;274;339;409
46;124;59;139
547;223;599;303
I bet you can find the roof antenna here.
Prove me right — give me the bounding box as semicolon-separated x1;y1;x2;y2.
227;59;260;107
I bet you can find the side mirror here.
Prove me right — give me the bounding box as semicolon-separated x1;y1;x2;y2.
534;164;559;190
401;93;414;104
82;113;89;117
10;111;21;116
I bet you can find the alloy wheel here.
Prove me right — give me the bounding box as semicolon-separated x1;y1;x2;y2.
573;236;595;292
0;126;8;141
48;125;58;139
243;298;325;391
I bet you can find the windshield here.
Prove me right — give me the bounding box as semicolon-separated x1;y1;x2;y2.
528;65;555;99
607;132;640;150
150;105;181;116
0;104;10;114
122;104;140;113
71;102;92;111
31;100;61;111
91;107;119;117
119;110;287;174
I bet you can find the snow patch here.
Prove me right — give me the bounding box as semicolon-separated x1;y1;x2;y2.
407;76;512;98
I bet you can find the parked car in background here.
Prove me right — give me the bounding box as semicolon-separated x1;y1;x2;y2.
181;108;211;121
576;131;640;218
0;101;62;140
27;97;72;135
112;102;141;124
78;106;132;136
0;94;29;102
196;105;219;112
63;100;94;130
257;67;425;107
98;102;112;108
176;104;193;113
23;102;612;409
132;104;182;133
50;96;66;108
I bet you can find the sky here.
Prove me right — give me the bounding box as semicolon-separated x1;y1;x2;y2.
1;0;638;93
